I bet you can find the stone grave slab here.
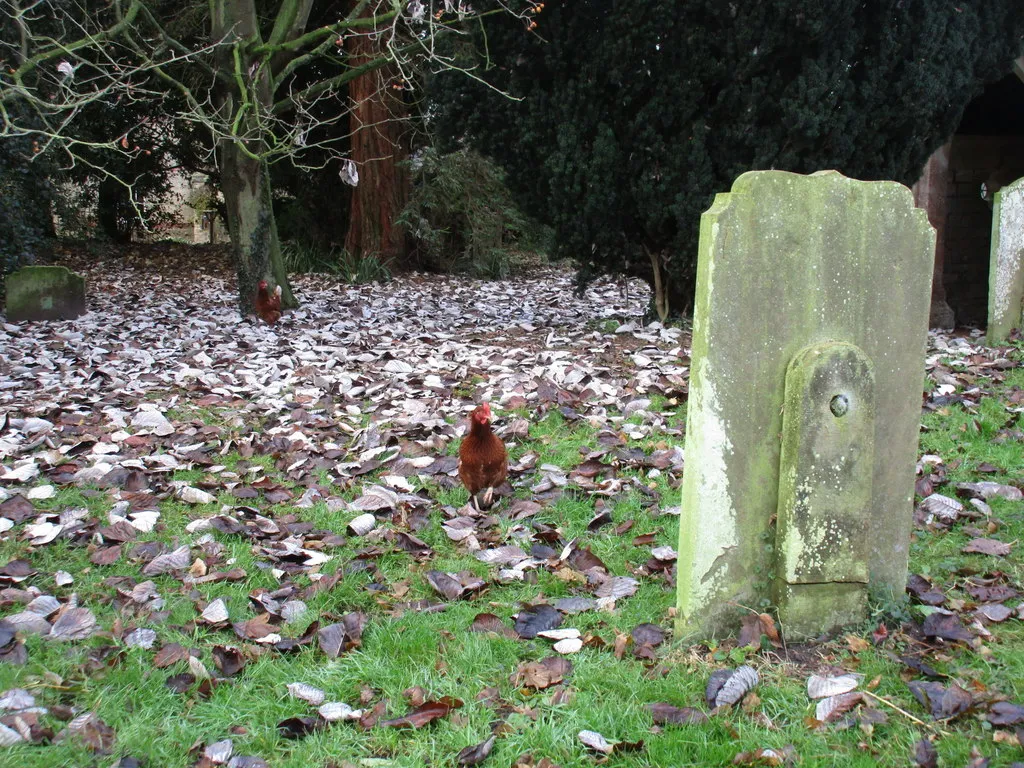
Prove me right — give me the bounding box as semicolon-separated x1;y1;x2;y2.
4;265;86;321
988;177;1024;345
675;170;934;640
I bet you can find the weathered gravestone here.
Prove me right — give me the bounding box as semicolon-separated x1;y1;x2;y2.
988;176;1024;345
4;266;86;322
675;170;935;640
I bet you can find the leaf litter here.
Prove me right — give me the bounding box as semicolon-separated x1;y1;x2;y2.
0;251;1022;764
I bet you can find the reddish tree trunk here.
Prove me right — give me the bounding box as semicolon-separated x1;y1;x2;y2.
344;5;410;264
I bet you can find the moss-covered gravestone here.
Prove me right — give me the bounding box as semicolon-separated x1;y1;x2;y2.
988;177;1024;345
675;170;934;640
4;266;86;321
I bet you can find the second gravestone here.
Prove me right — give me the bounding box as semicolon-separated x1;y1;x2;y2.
675;170;934;640
4;265;87;321
988;176;1024;345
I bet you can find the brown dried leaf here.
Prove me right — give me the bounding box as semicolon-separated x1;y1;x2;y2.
379;696;463;729
907;681;973;720
732;745;797;766
211;645;246;677
153;643;189;668
142;545;191;575
456;734;496;766
987;701;1024;726
912;738;938;768
48;607;97;642
514;656;573;690
469;613;517;639
57;712;116;753
962;538;1012;556
814;692;863;723
921;611;973;643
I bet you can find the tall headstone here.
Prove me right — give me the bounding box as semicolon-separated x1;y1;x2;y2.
675;170;934;640
4;266;87;321
988;177;1024;345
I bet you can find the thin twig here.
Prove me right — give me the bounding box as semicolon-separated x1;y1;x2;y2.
861;689;948;734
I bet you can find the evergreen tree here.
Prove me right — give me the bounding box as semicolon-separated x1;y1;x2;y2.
433;1;1024;316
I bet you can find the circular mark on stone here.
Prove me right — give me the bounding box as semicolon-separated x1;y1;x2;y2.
829;394;849;417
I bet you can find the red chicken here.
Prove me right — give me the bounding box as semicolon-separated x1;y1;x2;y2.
255;280;282;324
458;402;508;511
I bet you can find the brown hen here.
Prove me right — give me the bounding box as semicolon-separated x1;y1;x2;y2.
458;402;508;511
255;280;282;324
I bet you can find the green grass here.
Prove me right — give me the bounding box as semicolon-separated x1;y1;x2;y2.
2;351;1024;767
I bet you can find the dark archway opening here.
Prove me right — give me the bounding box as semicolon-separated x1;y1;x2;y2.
943;74;1024;326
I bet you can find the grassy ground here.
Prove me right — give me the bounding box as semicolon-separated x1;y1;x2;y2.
1;342;1023;767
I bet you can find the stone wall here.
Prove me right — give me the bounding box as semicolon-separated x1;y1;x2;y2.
942;135;1024;325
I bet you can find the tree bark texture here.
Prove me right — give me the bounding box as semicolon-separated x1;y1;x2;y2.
219;142;293;314
212;0;295;316
344;3;410;264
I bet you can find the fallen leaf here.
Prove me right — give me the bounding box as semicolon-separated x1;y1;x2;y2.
976;604;1013;623
379;696;463;728
578;729;613;755
56;712;116;753
631;623;665;648
49;607;97;642
457;734;496;766
807;674;859;699
912;737;938;768
287;682;326;706
647;703;709;725
154;643;189;668
921;611;974;643
594;576;639;600
514;656;572;690
201;599;230;625
814;692;863;723
908;680;973;720
962;538;1012;556
277;715;324;739
987;701;1024;725
956;481;1023;501
732;745;797;766
212;645;246;677
714;665;759;708
469;613;517;638
514;604;562;639
142;546;191;575
318;702;363;721
553;638;583;654
204;738;233;764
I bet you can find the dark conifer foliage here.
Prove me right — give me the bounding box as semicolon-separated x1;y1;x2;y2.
433;1;1024;314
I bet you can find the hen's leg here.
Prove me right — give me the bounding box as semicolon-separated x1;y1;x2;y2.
479;487;494;510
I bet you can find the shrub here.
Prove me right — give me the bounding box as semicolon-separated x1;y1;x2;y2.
281;242;391;284
398;146;550;278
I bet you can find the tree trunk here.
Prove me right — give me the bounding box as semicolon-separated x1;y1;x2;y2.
219;142;294;315
212;0;296;317
344;3;410;264
632;246;693;321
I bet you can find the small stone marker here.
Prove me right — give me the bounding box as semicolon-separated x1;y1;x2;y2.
675;170;934;640
988;176;1024;345
4;265;86;321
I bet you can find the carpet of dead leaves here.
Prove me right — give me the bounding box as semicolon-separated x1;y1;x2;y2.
0;244;1022;767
